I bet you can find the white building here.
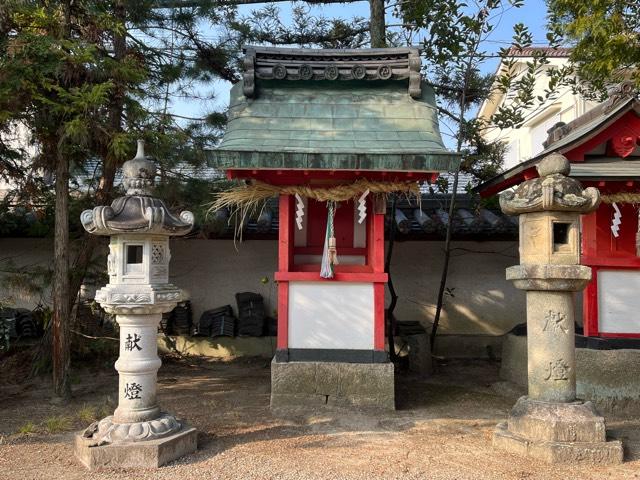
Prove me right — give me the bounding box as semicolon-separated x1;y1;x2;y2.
477;47;600;170
0;122;38;199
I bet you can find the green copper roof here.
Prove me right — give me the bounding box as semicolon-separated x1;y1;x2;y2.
208;79;459;172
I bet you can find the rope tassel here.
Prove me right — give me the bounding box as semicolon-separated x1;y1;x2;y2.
320;201;339;279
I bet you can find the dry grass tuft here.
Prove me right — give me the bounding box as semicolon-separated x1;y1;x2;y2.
44;415;72;434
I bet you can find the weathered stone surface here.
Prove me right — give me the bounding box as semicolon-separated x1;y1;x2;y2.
78;141;197;469
75;426;197;469
271;359;395;410
526;291;576;402
506;264;592;292
507;396;606;442
315;363;342;396
500;334;640;416
404;333;432;375
494;422;623;465
577;348;640;415
270;393;331;407
536;152;570;177
271;360;318;395
499;153;600;216
338;362;394;397
496;153;620;464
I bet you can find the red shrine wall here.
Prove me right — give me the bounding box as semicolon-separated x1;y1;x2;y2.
581;181;640;337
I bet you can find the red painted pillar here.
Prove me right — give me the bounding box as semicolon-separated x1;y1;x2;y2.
370;204;386;351
581;211;599;337
277;194;293;350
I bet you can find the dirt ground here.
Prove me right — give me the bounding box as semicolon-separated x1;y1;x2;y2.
1;355;640;480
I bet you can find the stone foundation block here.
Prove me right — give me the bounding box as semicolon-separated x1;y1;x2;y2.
74;426;197;469
493;396;623;465
270;359;394;410
494;422;623;465
507;396;606;442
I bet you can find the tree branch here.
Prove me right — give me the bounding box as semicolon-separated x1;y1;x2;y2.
153;0;359;6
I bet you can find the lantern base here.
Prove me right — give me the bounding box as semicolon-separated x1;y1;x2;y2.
74;424;197;469
493;396;623;464
80;413;182;444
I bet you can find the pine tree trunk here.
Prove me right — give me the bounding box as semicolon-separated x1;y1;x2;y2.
369;0;386;48
52;152;71;400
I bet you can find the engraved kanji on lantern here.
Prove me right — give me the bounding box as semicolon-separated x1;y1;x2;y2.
75;141;197;468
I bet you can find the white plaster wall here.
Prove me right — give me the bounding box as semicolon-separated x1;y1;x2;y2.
0;238;525;341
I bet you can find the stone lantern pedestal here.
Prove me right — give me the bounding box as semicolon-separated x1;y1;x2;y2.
493;154;624;464
74;141;197;469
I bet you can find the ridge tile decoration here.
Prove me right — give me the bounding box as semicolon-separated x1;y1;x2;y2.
242;46;422;99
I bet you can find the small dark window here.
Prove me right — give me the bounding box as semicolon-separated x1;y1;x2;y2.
553;223;570;246
127;245;143;264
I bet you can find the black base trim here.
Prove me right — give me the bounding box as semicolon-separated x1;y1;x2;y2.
275;348;389;363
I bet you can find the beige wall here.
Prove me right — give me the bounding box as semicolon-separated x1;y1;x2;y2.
389;240;523;336
0;237;54;308
170;238;279;320
0;238;525;341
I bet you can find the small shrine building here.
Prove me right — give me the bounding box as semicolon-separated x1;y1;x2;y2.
477;84;640;338
208;46;459;408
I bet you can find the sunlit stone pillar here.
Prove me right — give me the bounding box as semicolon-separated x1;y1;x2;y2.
74;141;197;469
493;153;623;464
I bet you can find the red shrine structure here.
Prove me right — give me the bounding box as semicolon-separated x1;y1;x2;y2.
209;47;459;408
478;83;640;338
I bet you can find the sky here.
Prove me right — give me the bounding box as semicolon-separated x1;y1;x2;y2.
170;0;551;146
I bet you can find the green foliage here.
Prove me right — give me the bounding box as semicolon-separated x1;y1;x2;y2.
395;0;563;184
547;0;640;98
396;0;514;182
232;4;372;48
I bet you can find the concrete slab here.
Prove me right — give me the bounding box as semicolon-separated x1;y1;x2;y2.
74;426;197;469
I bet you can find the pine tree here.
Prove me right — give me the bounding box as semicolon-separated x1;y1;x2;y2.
0;0;240;398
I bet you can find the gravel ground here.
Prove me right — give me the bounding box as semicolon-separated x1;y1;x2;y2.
1;355;640;480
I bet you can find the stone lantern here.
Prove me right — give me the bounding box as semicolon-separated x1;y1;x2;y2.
493;153;623;464
74;141;197;469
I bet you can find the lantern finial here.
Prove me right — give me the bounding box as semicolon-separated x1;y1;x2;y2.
122;139;157;196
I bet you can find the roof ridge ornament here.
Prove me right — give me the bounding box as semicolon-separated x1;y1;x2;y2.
241;46;422;99
544;81;638;149
603;80;637;114
499;153;600;215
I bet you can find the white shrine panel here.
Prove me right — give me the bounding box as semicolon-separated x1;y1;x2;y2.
288;281;374;349
598;269;640;334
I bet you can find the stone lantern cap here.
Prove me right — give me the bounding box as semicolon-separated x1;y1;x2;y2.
81;140;194;236
499;153;600;216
